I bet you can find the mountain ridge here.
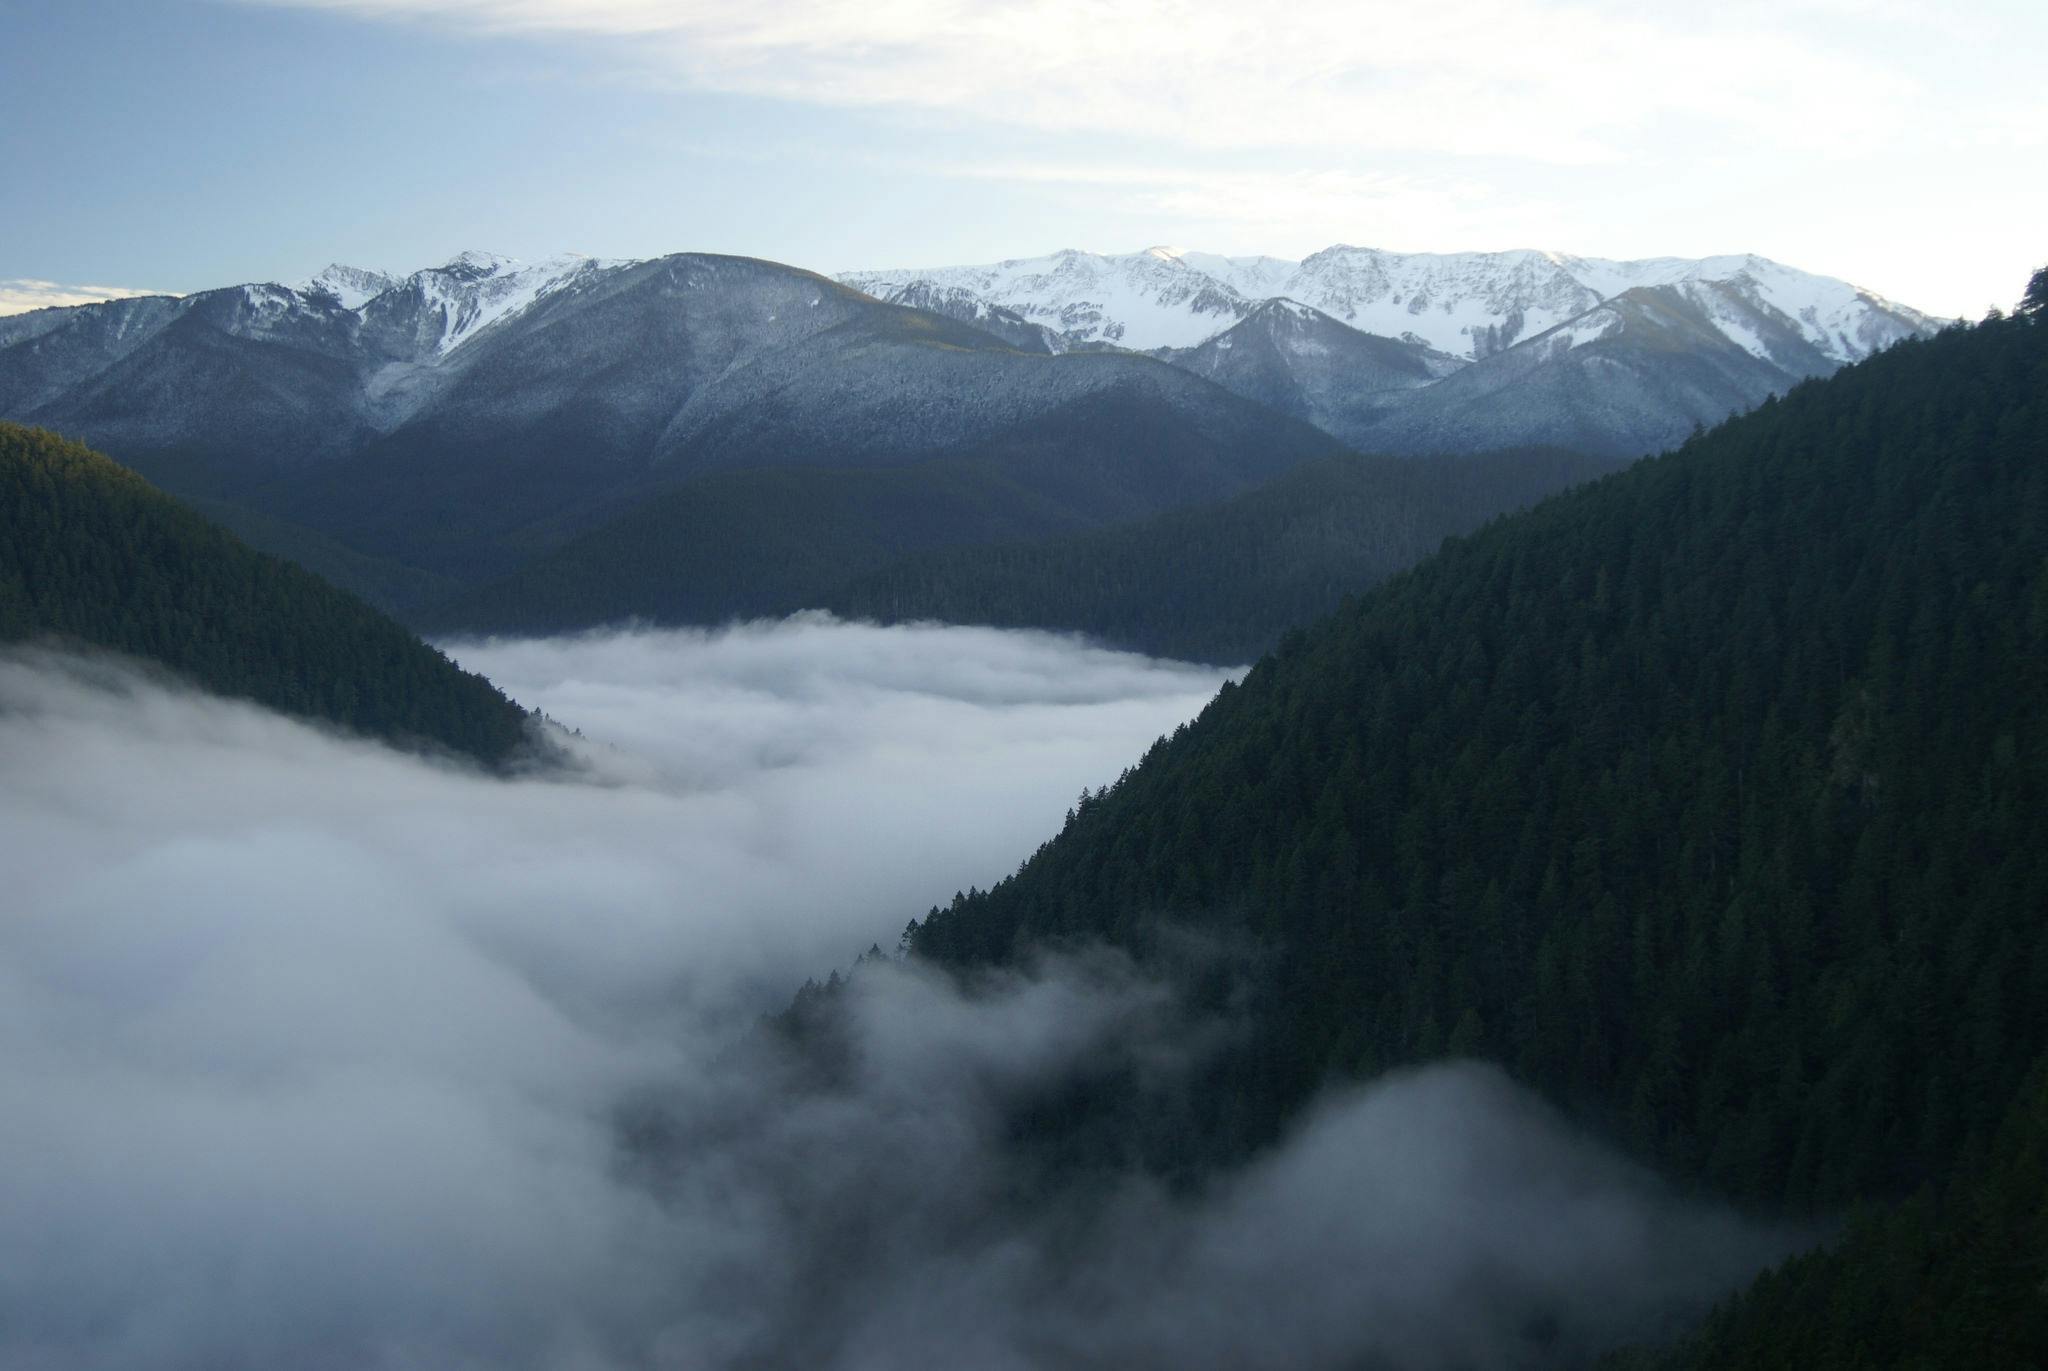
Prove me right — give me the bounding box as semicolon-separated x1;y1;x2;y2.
839;243;1939;361
903;297;2048;1327
0;251;1346;602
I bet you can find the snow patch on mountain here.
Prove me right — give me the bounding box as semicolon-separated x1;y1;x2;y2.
284;253;630;355
842;245;1942;365
405;252;610;356
294;264;400;311
843;248;1261;352
1544;306;1627;354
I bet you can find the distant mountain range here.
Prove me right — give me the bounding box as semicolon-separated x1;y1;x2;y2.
0;252;1343;604
842;244;1937;361
844;245;1943;454
0;242;1945;637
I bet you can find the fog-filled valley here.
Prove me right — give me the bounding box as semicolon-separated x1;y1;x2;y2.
0;622;1802;1370
4;283;2046;1369
8;2;2047;1358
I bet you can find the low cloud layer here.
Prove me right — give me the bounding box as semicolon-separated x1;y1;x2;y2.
0;620;1798;1369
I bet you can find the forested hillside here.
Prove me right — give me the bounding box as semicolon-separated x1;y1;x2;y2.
439;444;1622;661
905;298;2048;1357
0;423;535;767
428;456;1114;635
1609;1057;2048;1368
827;446;1626;662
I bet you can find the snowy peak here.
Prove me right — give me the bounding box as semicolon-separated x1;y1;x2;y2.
867;280;1060;353
842;248;1261;351
395;251;602;356
280;252;612;356
841;245;1942;365
295;264;400;311
435;250;521;276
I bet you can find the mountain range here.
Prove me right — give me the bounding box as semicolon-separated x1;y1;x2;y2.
845;245;1942;454
0;252;1344;603
842;244;1936;361
0;242;1943;637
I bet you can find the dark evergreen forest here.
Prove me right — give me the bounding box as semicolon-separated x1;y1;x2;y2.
435;443;1623;663
901;298;2048;1363
825;445;1624;663
0;423;536;768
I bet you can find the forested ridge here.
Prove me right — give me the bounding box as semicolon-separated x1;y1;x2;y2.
437;441;1623;663
905;298;2048;1358
0;423;536;767
1609;1059;2048;1367
425;457;1091;635
825;445;1625;662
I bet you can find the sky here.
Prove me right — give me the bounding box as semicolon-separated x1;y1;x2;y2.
1;0;2043;319
0;624;1801;1368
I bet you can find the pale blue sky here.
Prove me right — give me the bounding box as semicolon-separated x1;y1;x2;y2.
4;0;2043;318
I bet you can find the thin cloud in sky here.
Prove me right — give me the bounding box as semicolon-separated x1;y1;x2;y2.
0;280;176;317
238;0;1927;162
15;0;2041;313
217;0;2048;315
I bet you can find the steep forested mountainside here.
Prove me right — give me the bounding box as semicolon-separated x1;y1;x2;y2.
906;297;2048;1323
823;447;1627;663
1615;260;2048;1371
433;437;1616;653
0;424;535;767
1607;1057;2048;1368
426;457;1093;634
0;253;1344;591
185;494;459;618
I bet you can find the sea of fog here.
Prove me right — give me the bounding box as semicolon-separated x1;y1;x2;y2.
0;616;1800;1370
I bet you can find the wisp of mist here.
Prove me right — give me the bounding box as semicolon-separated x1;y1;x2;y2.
0;617;1799;1370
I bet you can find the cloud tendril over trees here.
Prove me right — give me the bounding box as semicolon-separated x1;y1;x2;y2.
0;622;1799;1369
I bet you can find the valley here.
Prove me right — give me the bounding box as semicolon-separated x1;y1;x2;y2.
3;28;2039;1353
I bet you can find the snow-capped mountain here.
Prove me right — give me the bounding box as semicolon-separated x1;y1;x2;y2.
0;240;1953;610
843;243;1944;458
842;245;1940;364
1155;299;1465;449
845;247;1259;352
286;251;614;356
294;263;400;311
357;251;612;357
0;251;616;396
0;250;1342;590
1349;282;1827;458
